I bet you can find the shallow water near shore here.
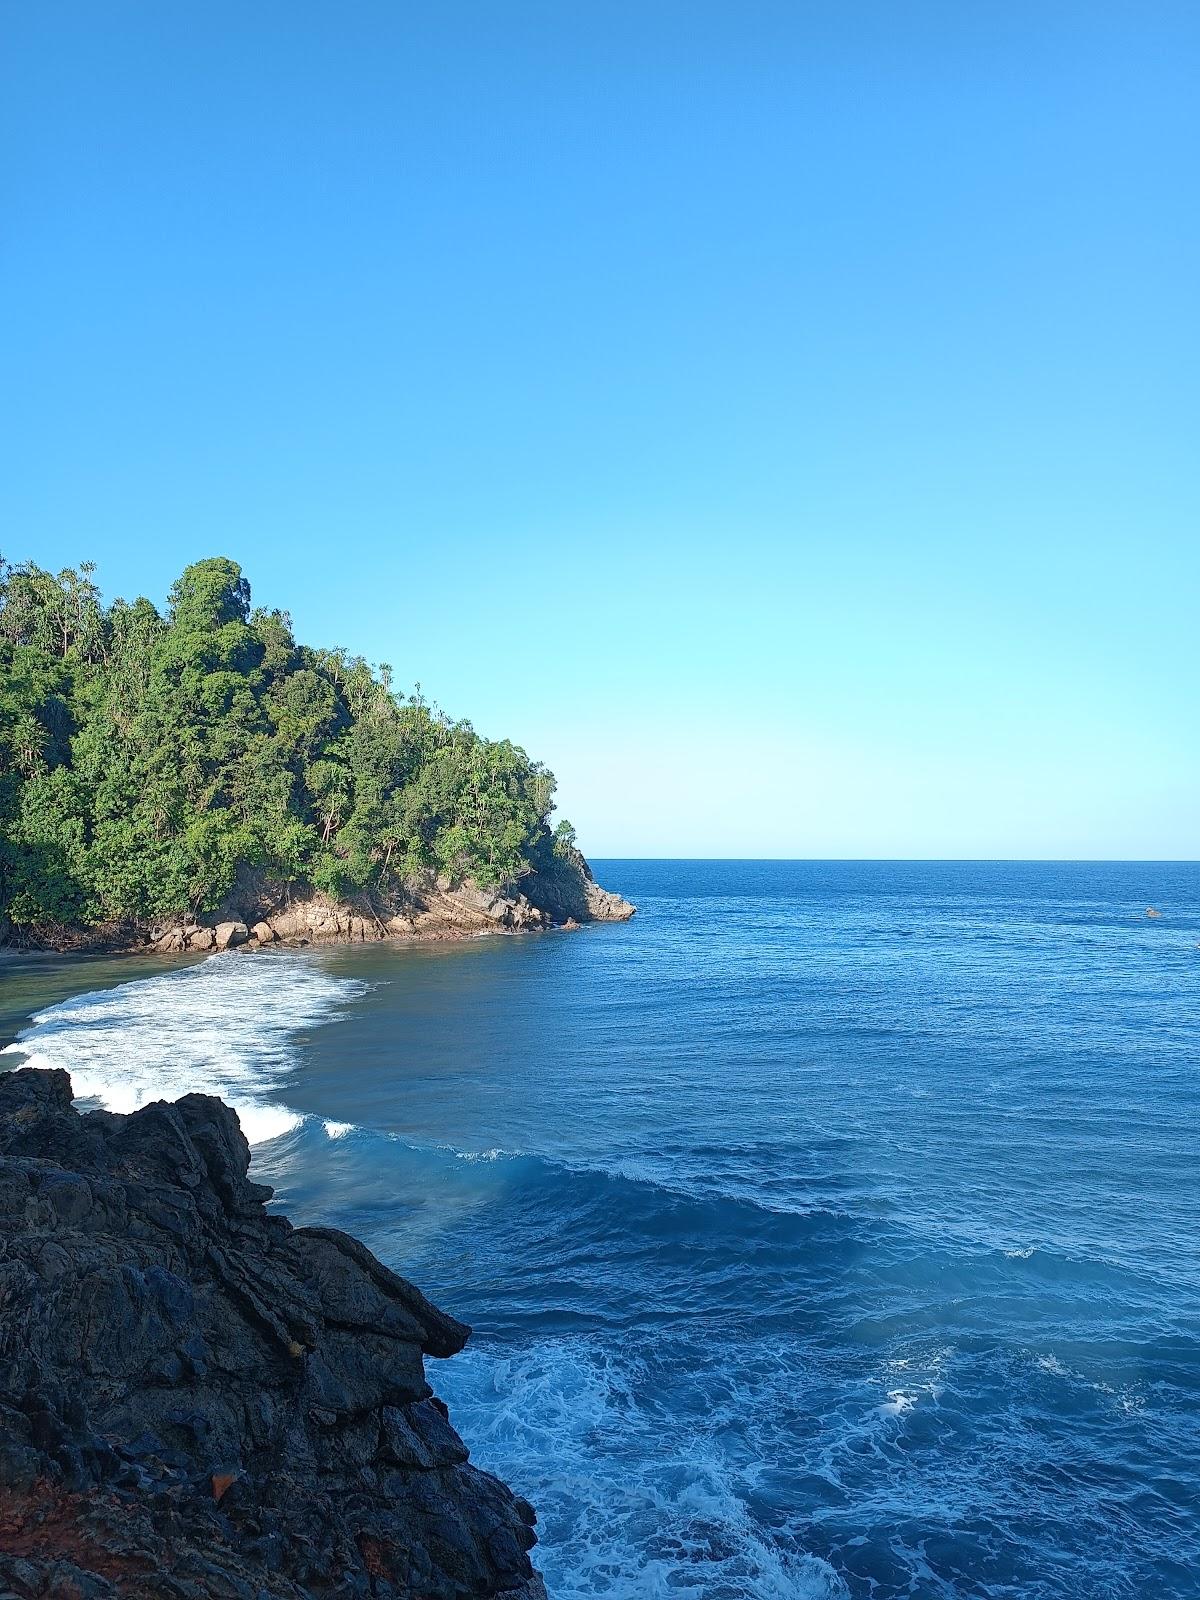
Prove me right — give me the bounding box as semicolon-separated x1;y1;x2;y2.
4;860;1199;1599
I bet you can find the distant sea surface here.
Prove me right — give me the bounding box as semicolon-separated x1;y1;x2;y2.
3;861;1199;1599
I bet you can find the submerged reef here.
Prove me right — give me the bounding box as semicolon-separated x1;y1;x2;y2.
0;1067;546;1599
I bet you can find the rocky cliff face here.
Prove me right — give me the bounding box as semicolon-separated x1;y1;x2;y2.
0;1069;547;1600
145;863;634;957
3;857;634;955
142;859;634;956
519;849;635;929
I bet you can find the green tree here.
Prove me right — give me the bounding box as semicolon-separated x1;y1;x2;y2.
0;554;567;936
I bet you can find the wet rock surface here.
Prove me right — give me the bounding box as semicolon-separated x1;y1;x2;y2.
0;1069;546;1599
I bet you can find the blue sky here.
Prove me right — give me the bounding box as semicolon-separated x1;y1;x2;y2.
3;2;1197;857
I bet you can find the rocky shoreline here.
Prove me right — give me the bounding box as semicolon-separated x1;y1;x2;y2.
0;1067;548;1599
1;854;635;958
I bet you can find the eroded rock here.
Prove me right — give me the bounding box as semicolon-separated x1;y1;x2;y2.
521;847;635;925
0;1068;546;1599
8;855;635;957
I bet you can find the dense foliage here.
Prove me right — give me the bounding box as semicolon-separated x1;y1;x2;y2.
0;556;574;930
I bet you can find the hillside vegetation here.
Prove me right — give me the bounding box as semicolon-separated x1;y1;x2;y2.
0;555;577;935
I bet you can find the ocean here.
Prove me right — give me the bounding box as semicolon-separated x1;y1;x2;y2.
2;860;1198;1599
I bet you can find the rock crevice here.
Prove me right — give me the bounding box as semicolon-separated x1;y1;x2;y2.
0;1068;546;1599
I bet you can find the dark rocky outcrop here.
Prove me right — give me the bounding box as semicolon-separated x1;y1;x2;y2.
0;1069;546;1599
518;850;635;929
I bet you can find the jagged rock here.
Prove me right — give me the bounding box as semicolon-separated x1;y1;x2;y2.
435;887;549;933
447;886;510;923
7;856;634;955
0;1068;547;1600
522;847;635;925
582;881;636;922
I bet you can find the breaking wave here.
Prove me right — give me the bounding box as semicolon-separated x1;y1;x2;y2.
0;953;365;1146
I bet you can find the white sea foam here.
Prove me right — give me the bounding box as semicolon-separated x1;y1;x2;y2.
1;954;366;1146
1030;1351;1146;1417
436;1338;848;1600
875;1347;950;1423
878;1390;918;1417
323;1119;355;1140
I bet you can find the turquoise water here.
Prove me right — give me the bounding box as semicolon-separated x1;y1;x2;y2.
3;861;1199;1598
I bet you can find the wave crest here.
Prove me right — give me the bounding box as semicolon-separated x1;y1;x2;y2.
1;954;366;1146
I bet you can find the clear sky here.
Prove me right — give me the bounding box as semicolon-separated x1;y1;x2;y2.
3;2;1197;858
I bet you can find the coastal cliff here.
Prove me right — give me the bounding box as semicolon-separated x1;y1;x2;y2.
4;853;635;956
1;555;633;958
0;1068;547;1599
160;847;636;953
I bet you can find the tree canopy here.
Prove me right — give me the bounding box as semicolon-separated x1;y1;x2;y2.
0;556;574;931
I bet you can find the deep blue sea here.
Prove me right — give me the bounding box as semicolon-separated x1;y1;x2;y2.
3;861;1199;1599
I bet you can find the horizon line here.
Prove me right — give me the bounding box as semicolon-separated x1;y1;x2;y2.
586;856;1200;864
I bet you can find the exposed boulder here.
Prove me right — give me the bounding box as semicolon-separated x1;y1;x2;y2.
251;920;276;944
0;1068;546;1599
212;921;249;951
267;907;308;941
